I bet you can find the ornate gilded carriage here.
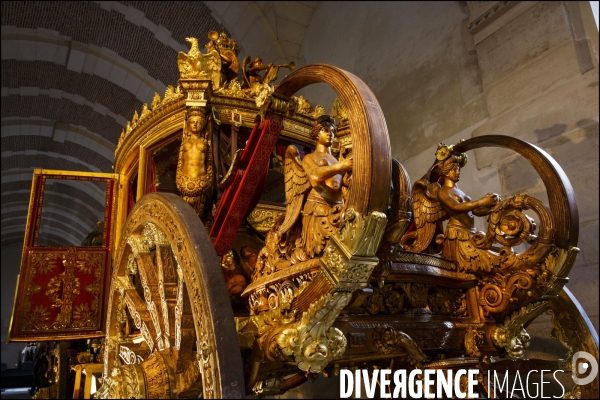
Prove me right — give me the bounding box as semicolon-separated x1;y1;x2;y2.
8;31;598;399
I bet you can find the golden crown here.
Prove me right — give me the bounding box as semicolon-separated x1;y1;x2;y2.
209;30;240;56
187;107;208;118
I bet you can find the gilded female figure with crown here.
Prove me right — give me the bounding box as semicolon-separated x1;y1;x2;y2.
435;149;500;270
176;107;213;221
402;144;501;272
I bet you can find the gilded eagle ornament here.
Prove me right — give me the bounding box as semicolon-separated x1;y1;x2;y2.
177;37;221;88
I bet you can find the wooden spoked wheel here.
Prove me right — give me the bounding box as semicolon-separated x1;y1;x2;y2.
100;193;244;399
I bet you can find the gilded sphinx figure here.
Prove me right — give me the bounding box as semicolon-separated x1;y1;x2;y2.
253;115;353;278
176;107;213;221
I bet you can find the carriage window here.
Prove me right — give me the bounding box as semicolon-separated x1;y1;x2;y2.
127;164;139;215
146;131;182;195
36;179;108;247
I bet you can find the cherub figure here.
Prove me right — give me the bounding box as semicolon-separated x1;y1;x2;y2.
241;57;270;89
402;144;500;271
242;56;295;90
222;250;248;296
267;115;353;270
176;107;213;221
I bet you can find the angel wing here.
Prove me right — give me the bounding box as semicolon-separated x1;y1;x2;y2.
177;51;196;78
200;48;222;88
401;178;445;252
278;145;311;235
221;49;239;73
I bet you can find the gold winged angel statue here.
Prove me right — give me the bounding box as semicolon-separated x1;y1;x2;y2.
253;115;353;278
401;143;500;271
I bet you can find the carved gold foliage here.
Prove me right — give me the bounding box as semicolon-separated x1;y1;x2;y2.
151;92;161;110
76;252;103;274
311;104;325;118
341;262;374;283
217;80;248;98
464;326;484;357
23;304;51;331
247;206;285;233
321;243;345;277
45;273;81;308
276;292;350;373
126;253;137;275
142;222;169;247
372;325;427;366
31;253;59;275
127;234;150;257
97;364;146;399
140;103;151;119
72;303;95;328
292;95;312;115
493;301;549;359
163;85;184;105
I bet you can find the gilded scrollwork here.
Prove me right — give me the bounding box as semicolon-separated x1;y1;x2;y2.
119;345;144;364
276;292;350;373
372;325;427;366
492;301;549;358
30;253;59;275
464;326;484;357
427;287;467;316
246;204;285;233
396;141;565;330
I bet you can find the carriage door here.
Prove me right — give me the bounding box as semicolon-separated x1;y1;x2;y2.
8;169;120;342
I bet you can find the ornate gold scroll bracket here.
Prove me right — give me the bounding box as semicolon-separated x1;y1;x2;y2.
276;292;351;373
263;210;387;373
320;209;388;291
493;301;549;358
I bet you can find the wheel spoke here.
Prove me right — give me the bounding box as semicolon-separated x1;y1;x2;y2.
100;193;244;398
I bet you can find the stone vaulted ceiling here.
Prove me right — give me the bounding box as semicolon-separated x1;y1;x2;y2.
1;1;319;249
